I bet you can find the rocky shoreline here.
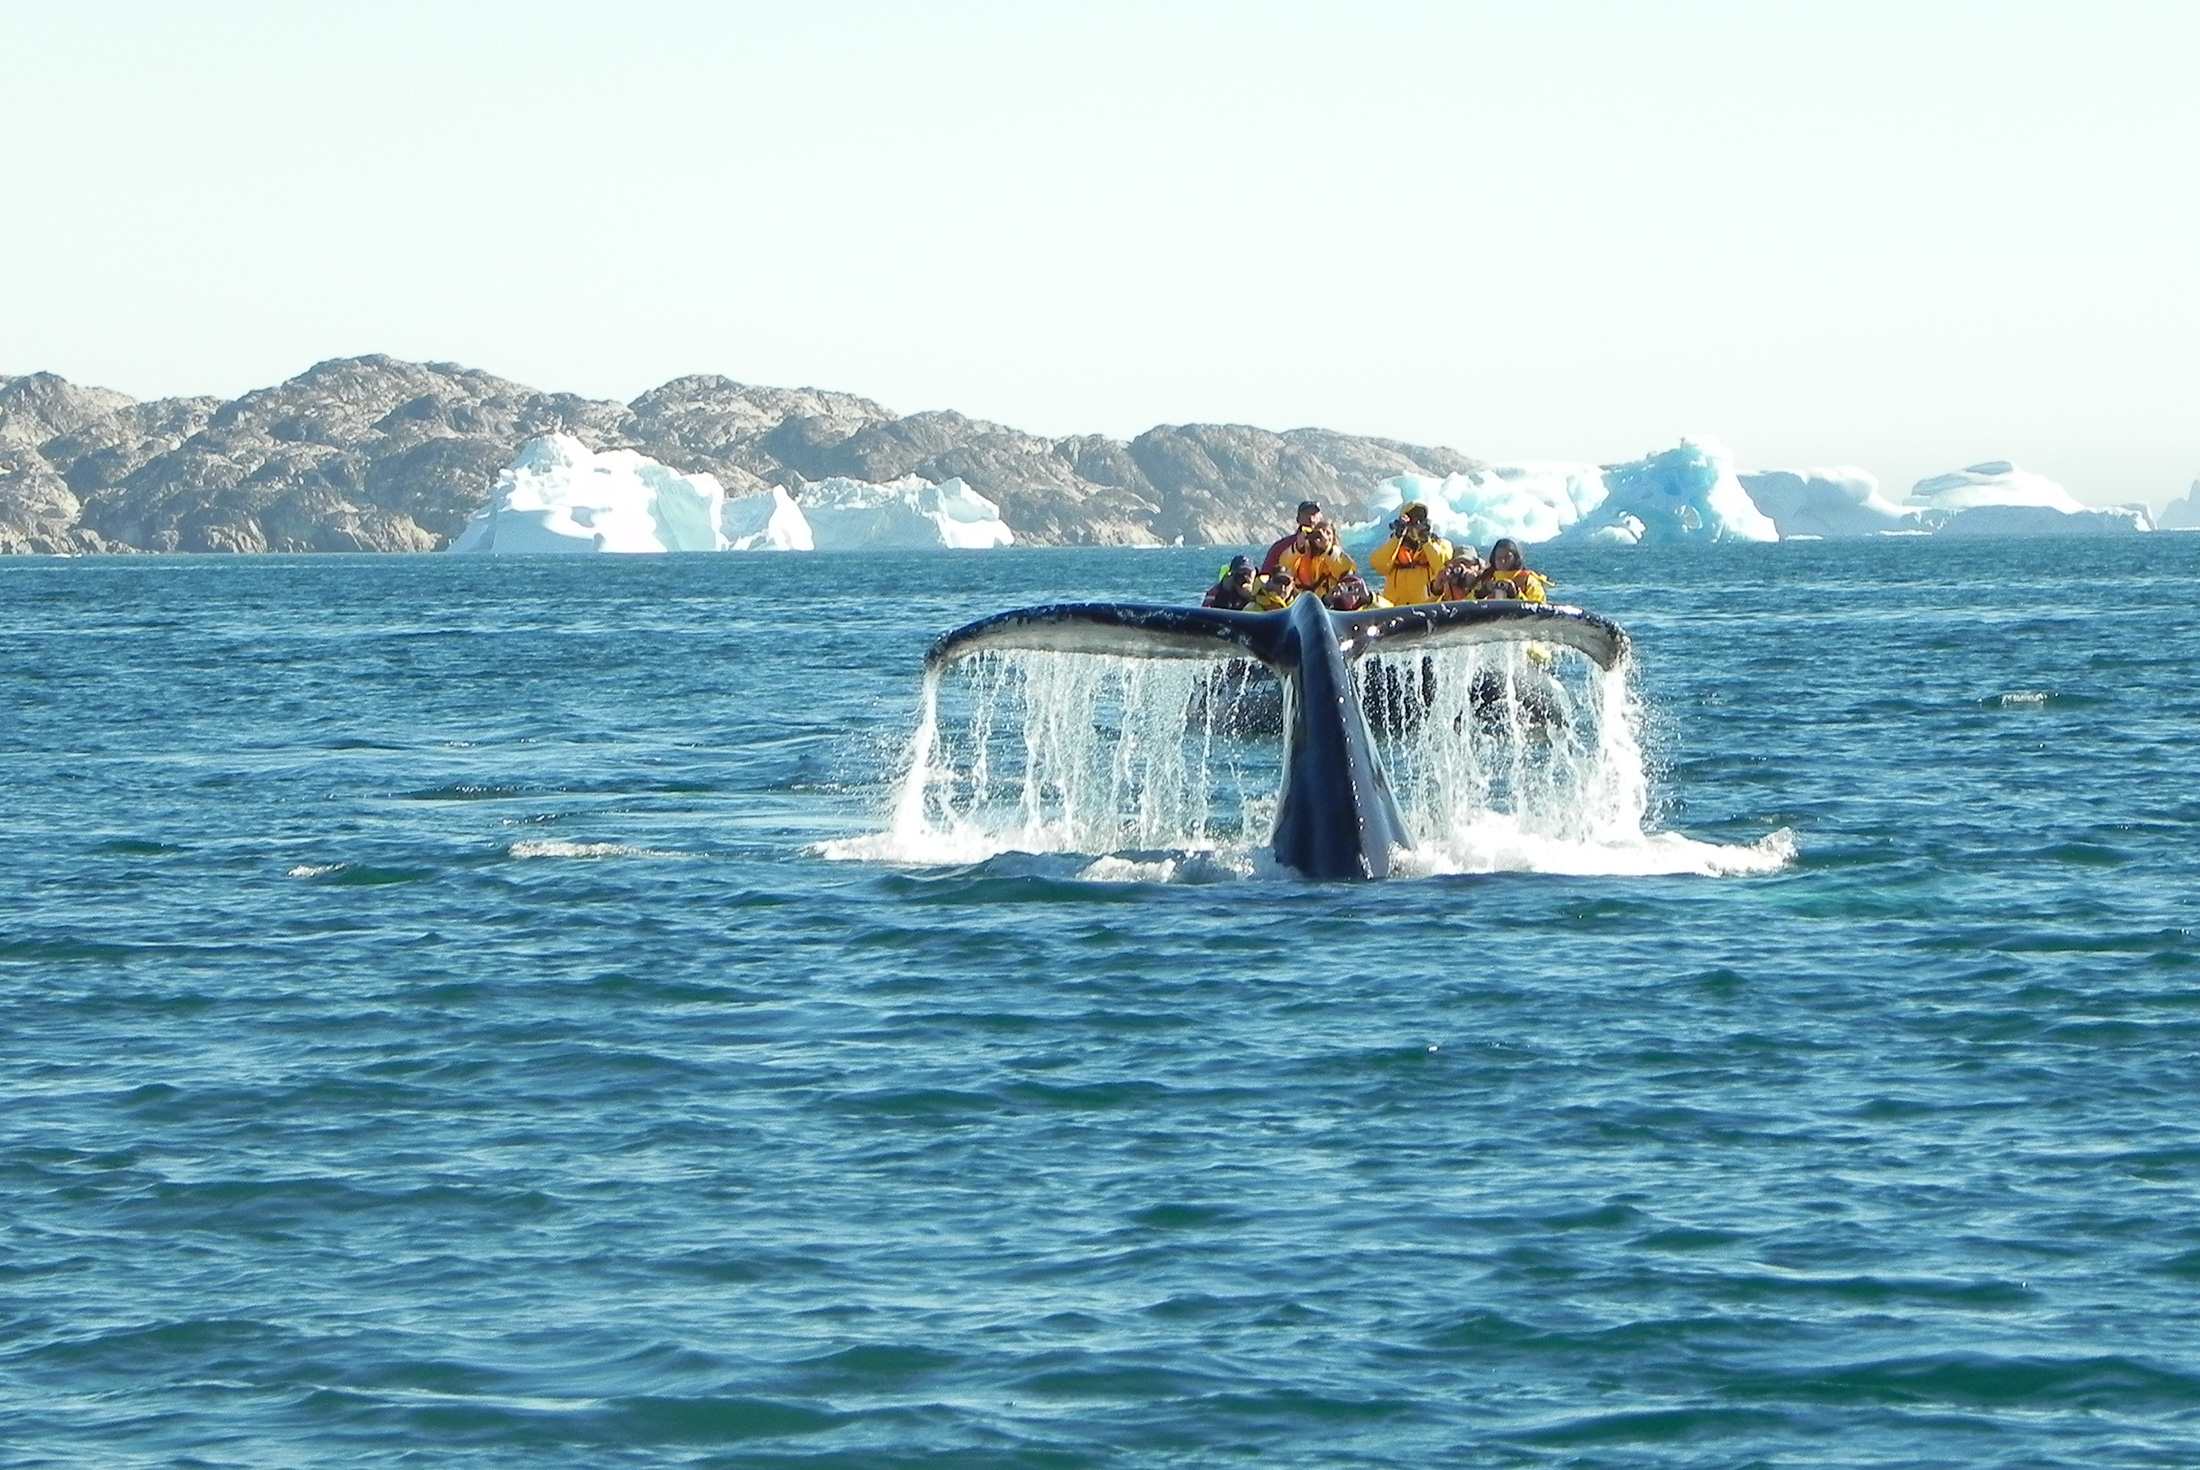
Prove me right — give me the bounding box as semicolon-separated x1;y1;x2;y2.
0;356;1485;554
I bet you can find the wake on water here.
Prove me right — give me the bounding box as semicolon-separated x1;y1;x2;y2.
822;644;1792;881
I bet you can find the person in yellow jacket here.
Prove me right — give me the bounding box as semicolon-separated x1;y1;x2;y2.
1277;523;1355;599
1368;502;1453;605
1250;568;1299;610
1470;538;1550;602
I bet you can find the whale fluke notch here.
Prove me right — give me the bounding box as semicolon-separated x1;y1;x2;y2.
921;594;1632;881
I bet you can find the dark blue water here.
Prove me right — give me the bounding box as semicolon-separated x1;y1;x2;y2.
4;540;2197;1467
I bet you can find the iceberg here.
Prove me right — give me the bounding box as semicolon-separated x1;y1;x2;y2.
796;474;1014;550
1907;462;2150;537
1738;468;1918;539
1345;440;1779;553
721;484;813;551
2155;480;2200;531
449;434;726;554
1346;464;1607;555
1565;438;1779;545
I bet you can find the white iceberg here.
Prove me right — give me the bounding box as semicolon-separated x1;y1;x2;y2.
1345;464;1607;554
1565;438;1779;545
449;434;726;554
1738;468;1918;539
721;484;813;551
796;474;1014;550
2162;480;2200;531
1907;461;2149;536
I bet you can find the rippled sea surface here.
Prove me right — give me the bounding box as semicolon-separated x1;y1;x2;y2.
5;539;2199;1467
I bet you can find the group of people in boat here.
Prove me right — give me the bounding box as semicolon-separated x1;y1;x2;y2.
1201;499;1549;612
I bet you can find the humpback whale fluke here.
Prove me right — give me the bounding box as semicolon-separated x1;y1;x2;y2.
926;595;1631;881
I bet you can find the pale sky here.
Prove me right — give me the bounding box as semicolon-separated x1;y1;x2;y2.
5;0;2196;507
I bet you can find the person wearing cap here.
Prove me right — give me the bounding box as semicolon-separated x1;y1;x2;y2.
1431;548;1484;601
1369;501;1453;606
1260;501;1327;575
1202;555;1259;610
1277;520;1355;599
1249;566;1299;611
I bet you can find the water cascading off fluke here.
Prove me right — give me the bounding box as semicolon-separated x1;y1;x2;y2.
887;596;1640;878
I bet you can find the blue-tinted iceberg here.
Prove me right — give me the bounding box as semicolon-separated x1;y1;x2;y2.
1738;468;1917;538
797;475;1014;550
1347;464;1606;555
449;434;726;554
721;485;813;551
1566;438;1778;545
1908;462;2150;536
1342;445;2163;553
1347;439;1778;551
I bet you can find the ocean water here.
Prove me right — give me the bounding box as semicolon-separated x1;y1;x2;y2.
3;538;2197;1467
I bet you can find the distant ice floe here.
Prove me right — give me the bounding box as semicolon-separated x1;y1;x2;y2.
797;474;1016;550
1345;442;2157;550
449;434;726;553
450;436;1012;553
1907;461;2150;537
1738;468;1914;539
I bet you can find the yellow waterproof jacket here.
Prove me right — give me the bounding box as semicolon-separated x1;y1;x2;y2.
1476;569;1549;603
1279;549;1355;597
1369;534;1453;606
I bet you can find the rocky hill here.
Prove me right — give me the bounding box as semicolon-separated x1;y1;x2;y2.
0;356;1484;553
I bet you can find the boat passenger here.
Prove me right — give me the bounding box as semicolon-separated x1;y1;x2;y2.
1471;538;1549;602
1250;567;1298;611
1202;555;1258;610
1433;550;1484;601
1260;501;1326;575
1368;502;1453;605
1278;522;1355;599
1325;575;1389;611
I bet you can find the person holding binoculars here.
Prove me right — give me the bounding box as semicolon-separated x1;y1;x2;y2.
1368;501;1454;606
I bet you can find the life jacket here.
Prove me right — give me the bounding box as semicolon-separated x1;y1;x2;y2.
1281;549;1353;596
1370;534;1454;606
1475;569;1549;603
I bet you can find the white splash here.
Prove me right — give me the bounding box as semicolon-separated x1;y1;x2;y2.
507;839;692;860
823;645;1791;882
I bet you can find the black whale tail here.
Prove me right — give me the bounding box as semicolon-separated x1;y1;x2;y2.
925;595;1630;881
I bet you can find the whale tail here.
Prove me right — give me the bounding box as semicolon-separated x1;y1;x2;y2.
925;595;1630;880
925;597;1629;675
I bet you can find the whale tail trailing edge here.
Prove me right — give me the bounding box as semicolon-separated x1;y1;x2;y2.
922;595;1632;881
925;597;1630;675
